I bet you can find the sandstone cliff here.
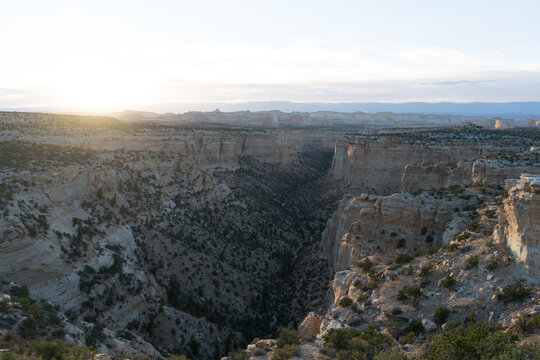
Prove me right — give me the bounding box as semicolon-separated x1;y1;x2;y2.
323;192;466;271
331;127;540;194
494;174;540;276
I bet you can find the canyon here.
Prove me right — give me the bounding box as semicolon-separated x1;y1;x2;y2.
0;111;539;360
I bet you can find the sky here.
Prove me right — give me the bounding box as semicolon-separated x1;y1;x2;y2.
1;0;540;112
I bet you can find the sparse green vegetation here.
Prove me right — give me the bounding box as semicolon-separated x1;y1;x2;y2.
465;255;480;269
396;285;422;305
394;254;414;265
423;322;528;360
419;264;434;277
338;297;353;308
323;325;393;360
358;259;375;272
433;306;451;325
487;257;499;271
495;279;533;302
440;275;456;290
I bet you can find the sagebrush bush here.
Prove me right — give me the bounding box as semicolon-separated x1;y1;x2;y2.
440;275;456;289
433;306;451;325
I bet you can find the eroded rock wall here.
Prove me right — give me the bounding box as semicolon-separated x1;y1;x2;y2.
495;174;540;275
323;192;464;271
331;130;539;194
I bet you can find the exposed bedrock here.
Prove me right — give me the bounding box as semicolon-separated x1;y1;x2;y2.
494;174;540;275
323;192;466;271
331;130;540;194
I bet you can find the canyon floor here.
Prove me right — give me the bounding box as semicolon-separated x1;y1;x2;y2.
0;111;539;360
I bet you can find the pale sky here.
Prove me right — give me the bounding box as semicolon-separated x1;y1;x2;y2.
1;0;540;111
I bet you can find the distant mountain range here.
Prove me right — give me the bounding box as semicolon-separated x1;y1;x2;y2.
137;101;540;118
3;101;540;118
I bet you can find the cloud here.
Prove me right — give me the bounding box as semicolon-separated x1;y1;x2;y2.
155;71;540;104
423;80;497;86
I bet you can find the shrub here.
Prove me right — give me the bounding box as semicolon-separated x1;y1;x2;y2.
358;259;374;272
85;323;105;347
487;257;499;271
367;279;379;290
0;299;12;314
515;312;540;333
357;294;369;303
396;238;406;248
373;348;409;360
467;220;479;231
400;331;417;344
493;342;540;360
424;322;521;360
456;231;471;241
419;264;434;277
433;306;451;325
396;285;422;304
440;275;456;290
338;297;353;308
394;254;414;265
277;329;299;348
441;243;459;252
27;303;45;322
9;285;29;298
403;319;425;336
426;234;434;243
353;280;369;291
496;279;532;302
272;345;297;360
323;325;393;360
402;266;414;275
31;341;64;360
465;255;479;269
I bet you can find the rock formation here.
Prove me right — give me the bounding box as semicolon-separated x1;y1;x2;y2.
331;127;540;193
324;192;465;271
494;174;540;275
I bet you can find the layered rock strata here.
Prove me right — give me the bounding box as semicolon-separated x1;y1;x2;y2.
495;174;540;275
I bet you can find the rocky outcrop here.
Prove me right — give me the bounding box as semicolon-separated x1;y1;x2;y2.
323;192;464;271
331;129;540;194
494;174;540;275
400;159;539;193
474;118;515;129
527;119;540;128
297;312;322;340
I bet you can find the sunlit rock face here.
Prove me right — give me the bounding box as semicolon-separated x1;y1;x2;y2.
495;174;540;275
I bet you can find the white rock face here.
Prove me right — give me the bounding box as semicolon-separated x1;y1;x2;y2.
323;193;463;271
330;133;539;194
495;174;540;276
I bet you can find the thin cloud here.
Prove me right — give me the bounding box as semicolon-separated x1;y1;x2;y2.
422;80;497;86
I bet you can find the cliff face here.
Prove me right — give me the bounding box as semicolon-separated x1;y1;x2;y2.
495;174;540;275
0;112;340;169
331;128;540;194
400;159;538;193
323;192;465;271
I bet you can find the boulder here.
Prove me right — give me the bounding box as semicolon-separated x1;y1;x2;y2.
298;312;323;340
